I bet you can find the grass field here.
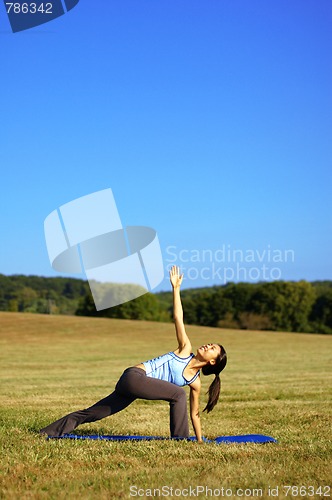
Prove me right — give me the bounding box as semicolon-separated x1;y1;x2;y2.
0;312;331;499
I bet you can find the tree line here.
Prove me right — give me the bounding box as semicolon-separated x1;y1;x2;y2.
0;273;331;334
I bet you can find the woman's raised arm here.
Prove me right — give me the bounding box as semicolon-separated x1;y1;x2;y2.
169;266;192;357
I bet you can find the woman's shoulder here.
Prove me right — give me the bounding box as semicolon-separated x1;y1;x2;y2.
189;375;201;391
172;346;193;359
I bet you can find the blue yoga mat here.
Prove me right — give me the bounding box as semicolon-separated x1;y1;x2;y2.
49;434;277;444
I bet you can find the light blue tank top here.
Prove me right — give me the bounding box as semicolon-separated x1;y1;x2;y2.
142;351;200;387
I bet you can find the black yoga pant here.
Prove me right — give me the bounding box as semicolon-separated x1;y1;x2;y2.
40;367;189;438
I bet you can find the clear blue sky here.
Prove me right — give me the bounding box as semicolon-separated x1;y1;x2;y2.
0;0;331;291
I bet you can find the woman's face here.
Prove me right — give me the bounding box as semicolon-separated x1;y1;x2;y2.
197;343;221;364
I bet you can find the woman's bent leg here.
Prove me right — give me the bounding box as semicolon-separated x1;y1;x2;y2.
168;388;189;437
116;367;189;437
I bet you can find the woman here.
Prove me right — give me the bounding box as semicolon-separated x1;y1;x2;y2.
40;266;227;442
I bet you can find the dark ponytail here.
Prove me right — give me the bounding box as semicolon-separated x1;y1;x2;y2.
202;344;227;413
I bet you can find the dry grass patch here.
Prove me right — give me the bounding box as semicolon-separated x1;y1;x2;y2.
0;312;331;498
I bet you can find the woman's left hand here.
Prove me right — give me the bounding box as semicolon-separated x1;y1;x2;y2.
169;265;183;289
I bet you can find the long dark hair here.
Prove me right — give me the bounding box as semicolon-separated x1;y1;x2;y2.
202;344;227;413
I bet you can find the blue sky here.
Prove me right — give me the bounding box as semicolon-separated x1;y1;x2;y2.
0;0;331;292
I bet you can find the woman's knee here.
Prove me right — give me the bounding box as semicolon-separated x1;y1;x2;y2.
172;387;187;404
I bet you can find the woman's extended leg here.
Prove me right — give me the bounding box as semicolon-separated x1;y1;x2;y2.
39;390;135;437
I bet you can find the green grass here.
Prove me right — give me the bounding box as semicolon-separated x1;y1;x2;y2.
0;312;331;499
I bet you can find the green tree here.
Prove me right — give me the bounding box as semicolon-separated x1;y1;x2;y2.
249;281;315;332
17;287;38;312
77;291;164;322
310;290;332;333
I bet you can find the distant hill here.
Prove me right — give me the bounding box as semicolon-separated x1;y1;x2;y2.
0;273;331;334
